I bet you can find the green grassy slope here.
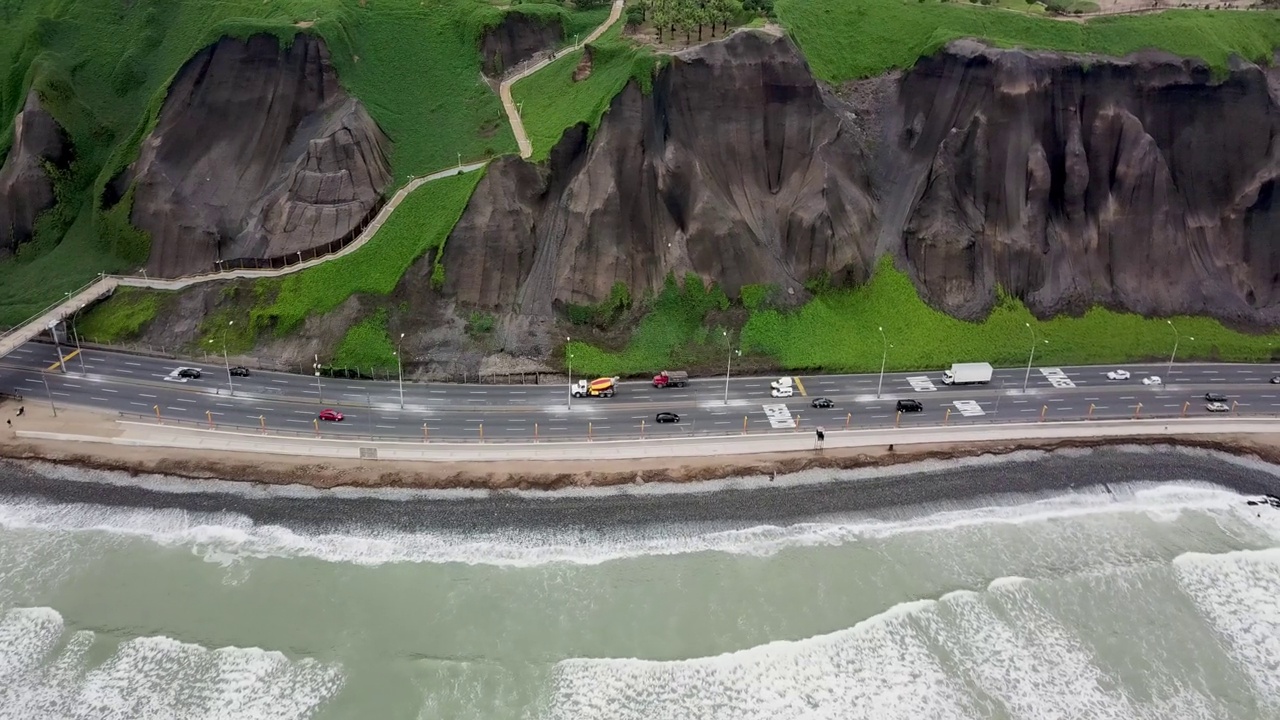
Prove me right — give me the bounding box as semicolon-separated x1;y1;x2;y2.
0;0;604;326
776;0;1280;82
511;23;658;161
568;261;1280;378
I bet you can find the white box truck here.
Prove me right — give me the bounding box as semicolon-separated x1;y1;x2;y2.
943;362;993;385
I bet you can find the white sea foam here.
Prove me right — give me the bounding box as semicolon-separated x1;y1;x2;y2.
0;481;1264;568
925;581;1142;719
0;606;344;719
1173;547;1280;710
0;479;1262;568
537;599;979;720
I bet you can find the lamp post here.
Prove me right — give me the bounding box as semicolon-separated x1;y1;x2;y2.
1021;323;1047;393
566;337;573;410
396;332;405;410
70;304;87;375
314;353;323;404
1166;320;1193;379
723;329;741;405
876;326;890;399
213;320;234;396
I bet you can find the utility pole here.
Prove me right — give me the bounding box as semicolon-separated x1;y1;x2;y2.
40;372;56;417
876;326;889;399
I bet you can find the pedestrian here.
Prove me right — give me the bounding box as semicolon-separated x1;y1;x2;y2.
888;443;894;452
16;406;24;417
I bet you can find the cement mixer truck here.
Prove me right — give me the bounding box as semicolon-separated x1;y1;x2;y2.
571;377;617;398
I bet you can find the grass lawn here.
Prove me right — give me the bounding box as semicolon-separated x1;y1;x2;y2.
333;308;397;371
777;0;1280;82
569;260;1280;377
256;168;484;335
511;23;657;161
77;286;165;343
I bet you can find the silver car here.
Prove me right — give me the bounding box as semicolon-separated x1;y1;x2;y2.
1205;401;1230;413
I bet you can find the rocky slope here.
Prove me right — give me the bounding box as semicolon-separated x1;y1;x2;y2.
887;40;1280;323
0;92;70;257
442;31;1280;328
443;30;878;318
479;12;563;77
120;33;392;278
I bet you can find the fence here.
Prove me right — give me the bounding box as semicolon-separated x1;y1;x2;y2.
114;404;1280;446
216;195;388;272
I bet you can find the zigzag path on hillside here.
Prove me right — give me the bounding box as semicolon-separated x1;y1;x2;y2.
0;0;629;359
501;0;626;159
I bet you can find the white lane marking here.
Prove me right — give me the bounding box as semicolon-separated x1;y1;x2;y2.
119;369;134;374
125;362;142;366
376;425;396;429
285;419;308;424
429;390;446;394
906;376;937;392
509;391;526;395
90;396;108;402
1039;368;1076;389
174;398;196;404
63;383;81;388
762;403;796;429
164;406;185;412
102;389;117;393
216;403;233;408
953;400;985;417
469;391;487;395
12;348;31;353
140;393;157;398
271;379;289;384
130;402;146;407
293;410;314;415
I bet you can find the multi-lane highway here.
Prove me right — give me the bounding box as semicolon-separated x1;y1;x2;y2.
2;340;1279;441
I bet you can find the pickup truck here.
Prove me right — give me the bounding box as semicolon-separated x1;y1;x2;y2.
652;370;689;388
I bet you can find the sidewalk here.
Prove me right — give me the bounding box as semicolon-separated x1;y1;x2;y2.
17;416;1280;463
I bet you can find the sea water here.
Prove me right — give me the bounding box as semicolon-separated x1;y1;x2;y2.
1;449;1279;719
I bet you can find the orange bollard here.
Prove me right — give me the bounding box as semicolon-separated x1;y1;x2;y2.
479;422;484;443
944;408;951;426
793;413;801;432
1232;400;1239;415
588;422;593;441
1134;403;1142;419
1181;401;1189;418
153;405;162;424
535;422;540;442
895;411;901;428
259;415;266;434
423;423;429;443
845;412;851;429
313;418;320;437
639;420;644;439
1088;404;1095;420
743;416;748;435
207;410;214;429
1040;405;1047;422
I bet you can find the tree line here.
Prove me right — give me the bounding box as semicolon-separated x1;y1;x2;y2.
626;0;771;43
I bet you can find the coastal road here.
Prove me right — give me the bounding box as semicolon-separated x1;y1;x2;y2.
3;340;1280;441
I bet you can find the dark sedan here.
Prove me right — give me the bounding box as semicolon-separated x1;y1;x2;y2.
655;412;680;423
811;398;835;409
229;366;251;377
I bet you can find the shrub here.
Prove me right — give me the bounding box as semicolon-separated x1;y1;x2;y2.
332;309;396;371
466;311;496;335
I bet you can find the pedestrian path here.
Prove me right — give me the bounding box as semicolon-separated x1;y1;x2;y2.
501;0;625;158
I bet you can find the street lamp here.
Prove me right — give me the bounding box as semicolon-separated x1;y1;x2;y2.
1167;320;1193;378
566;336;573;410
1022;322;1048;392
876;326;891;399
314;353;323;404
396;332;405;410
215;320;235;395
723;329;741;405
69;303;87;375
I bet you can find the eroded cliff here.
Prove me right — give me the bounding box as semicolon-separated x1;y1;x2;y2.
443;31;1280;328
888;40;1280;323
479;12;563;76
123;33;392;278
0;92;70;257
442;30;878;316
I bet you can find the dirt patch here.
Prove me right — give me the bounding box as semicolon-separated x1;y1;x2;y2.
572;47;594;82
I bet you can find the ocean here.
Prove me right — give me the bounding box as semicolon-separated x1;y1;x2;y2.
1;446;1279;719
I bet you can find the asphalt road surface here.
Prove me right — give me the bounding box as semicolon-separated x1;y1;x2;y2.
2;341;1279;441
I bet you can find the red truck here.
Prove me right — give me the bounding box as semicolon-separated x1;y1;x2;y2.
652;370;689;388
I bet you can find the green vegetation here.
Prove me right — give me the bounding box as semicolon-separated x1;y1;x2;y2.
636;0;739;43
466;311;496;336
255;168;483;336
568;272;731;376
565;281;633;327
0;0;603;325
776;0;1280;82
333;308;397;371
511;23;659;160
77;287;163;343
570;260;1280;377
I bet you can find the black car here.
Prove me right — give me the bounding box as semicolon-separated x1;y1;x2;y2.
811;398;835;409
1205;392;1228;402
177;367;202;379
229;366;251;377
896;399;923;413
655;412;680;423
1272;376;1280;384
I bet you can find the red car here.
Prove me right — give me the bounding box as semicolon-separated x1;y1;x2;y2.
318;409;344;422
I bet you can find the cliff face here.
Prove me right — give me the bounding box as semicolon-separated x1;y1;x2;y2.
444;32;1280;328
888;40;1280;323
126;33;392;278
443;31;878;315
0;92;70;257
479;12;562;77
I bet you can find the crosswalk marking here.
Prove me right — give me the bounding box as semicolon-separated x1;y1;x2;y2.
907;376;937;392
762;403;796;429
1039;367;1076;389
953;400;985;417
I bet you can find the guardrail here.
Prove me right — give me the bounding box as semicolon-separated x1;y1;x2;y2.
113;406;1277;445
217;195;387;271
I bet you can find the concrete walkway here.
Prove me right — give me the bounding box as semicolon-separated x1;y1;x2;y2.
501;0;626;159
18;417;1280;463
